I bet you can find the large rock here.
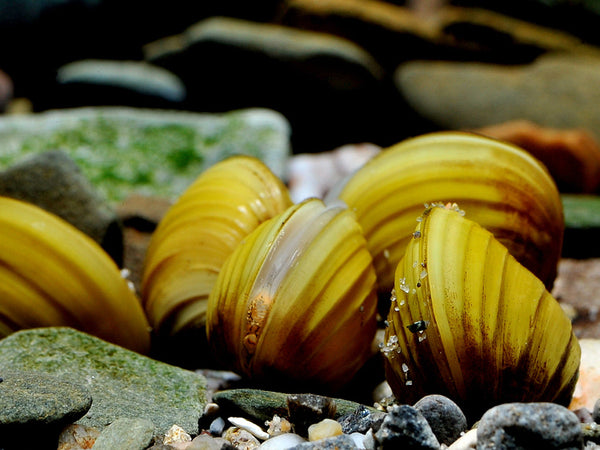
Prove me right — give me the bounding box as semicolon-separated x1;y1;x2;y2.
395;53;600;145
0;106;290;202
0;327;208;435
144;16;403;153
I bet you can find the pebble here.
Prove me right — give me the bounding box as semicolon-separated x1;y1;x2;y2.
56;423;101;449
477;402;583;449
258;433;306;449
223;427;261;450
164;424;192;445
374;404;440;449
228;417;269;440
91;417;154;450
338;405;386;434
210;417;227;436
265;415;292;436
291;434;359;449
187;434;236;450
0;370;92;448
308;418;343;441
413;394;468;446
287;393;337;436
446;429;477;450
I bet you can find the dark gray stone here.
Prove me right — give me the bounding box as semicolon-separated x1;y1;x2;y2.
145;16;401;153
414;394;468;446
291;434;358;449
0;370;92;449
0;370;91;428
0;150;123;264
375;405;440;450
339;404;387;434
477;402;584;449
287;393;337;436
55;59;186;109
395;53;600;145
92;417;154;450
212;389;377;425
0;327;207;435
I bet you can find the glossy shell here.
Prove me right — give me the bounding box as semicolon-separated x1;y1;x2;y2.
0;196;150;353
383;205;580;419
141;156;292;337
206;198;378;390
334;132;564;295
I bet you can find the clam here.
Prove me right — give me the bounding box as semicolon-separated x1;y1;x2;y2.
205;198;378;390
382;204;580;419
333;132;564;296
0;196;150;353
141;156;292;338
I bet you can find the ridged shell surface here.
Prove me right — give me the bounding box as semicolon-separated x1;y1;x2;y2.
141;156;292;337
0;196;150;353
334;132;564;295
206;198;378;390
383;205;580;420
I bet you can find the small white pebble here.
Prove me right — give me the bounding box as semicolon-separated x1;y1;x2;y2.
349;432;368;449
224;427;261;449
308;418;343;441
228;417;270;440
258;433;306;449
447;428;477;450
163;424;191;445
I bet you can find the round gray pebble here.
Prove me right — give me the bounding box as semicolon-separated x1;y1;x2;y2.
92;417;154;450
414;394;468;446
375;404;440;449
477;402;584;449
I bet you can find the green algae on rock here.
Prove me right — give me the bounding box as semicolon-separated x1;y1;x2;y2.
0;327;208;435
0;107;291;203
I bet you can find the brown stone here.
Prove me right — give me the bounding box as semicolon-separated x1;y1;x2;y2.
473;121;600;193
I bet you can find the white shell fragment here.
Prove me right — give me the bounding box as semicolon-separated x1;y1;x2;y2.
228;417;270;440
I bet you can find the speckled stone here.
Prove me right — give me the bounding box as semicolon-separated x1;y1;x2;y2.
290;434;357;449
0;327;207;435
414;394;468;446
0;370;92;449
0;370;91;430
375;404;440;450
477;402;583;449
338;404;386;434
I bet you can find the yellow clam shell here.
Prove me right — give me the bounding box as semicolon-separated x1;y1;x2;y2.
334;132;564;295
383;205;580;419
206;198;378;390
141;156;292;337
0;196;150;353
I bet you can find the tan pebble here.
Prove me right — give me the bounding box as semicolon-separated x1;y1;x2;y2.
223;427;260;450
163;424;192;445
57;423;101;449
265;414;292;437
307;418;343;441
